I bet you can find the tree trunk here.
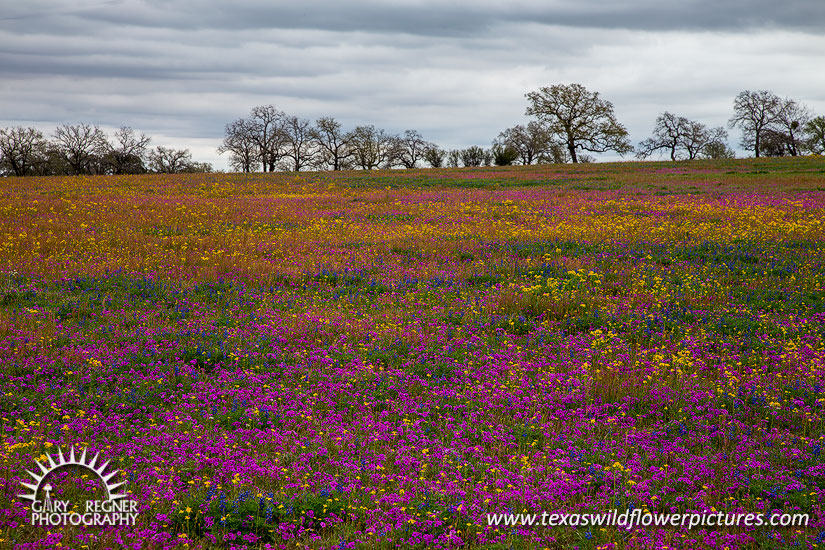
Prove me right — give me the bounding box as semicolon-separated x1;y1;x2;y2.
568;140;578;163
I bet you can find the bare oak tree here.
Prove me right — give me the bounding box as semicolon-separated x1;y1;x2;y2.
636;112;685;161
0;126;48;176
773;98;812;157
218;118;260;173
525;83;632;163
105;126;150;174
249;105;286;172
638;113;730;161
310;117;354;171
147;146;193;173
349;125;397;170
52;123;109;175
397;130;428;169
281;116;315;172
679;120;711;160
728;90;782;158
687;125;730;160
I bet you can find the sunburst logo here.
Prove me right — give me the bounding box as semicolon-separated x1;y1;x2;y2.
18;445;138;527
19;446;127;504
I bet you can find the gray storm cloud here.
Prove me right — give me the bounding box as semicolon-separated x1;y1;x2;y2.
1;1;824;169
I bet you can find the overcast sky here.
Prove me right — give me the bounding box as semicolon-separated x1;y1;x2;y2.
2;0;824;170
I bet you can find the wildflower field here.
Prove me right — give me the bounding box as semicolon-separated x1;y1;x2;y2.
1;157;824;550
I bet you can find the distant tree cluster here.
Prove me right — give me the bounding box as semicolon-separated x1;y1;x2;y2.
0;124;212;177
637;89;824;161
728;90;822;157
218;106;446;172
636;113;731;161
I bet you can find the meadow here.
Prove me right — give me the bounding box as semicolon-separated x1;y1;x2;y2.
0;157;824;549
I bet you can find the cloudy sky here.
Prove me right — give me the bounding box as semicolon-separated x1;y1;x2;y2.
2;0;824;169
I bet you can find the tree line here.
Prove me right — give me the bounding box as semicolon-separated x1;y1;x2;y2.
0;124;212;177
218;85;825;171
3;85;824;176
216;98;588;172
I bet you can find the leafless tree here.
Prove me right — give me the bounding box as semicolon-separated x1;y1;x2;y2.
147;146;193;173
310;117;354;171
280;116;315;171
389;137;408;169
52;123;109;175
218;106;286;172
636;112;685;161
638;113;730;161
728;90;782;158
0;126;49;176
349;125;379;170
104;126;150;174
773;98;812;157
700;127;731;159
218;118;260;173
525;83;632;163
349;125;397;170
397;129;428;168
682;122;729;160
249;105;286;172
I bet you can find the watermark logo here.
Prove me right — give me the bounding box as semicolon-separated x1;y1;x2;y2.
18;446;138;527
